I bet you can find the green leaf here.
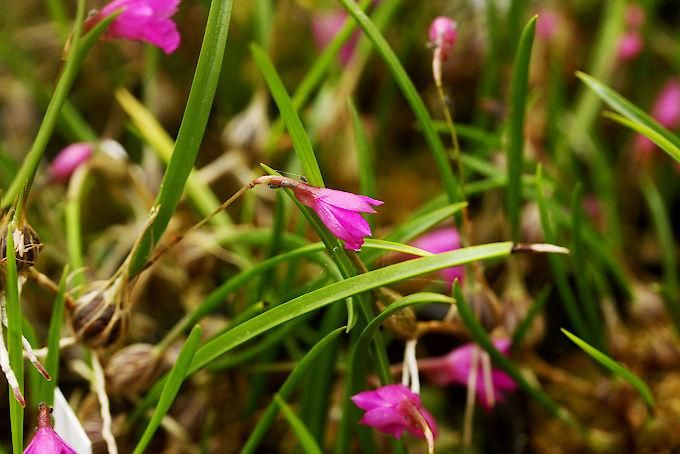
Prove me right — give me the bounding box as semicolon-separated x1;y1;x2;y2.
129;0;234;276
562;328;654;408
242;327;345;453
275;395;324;454
190;242;512;372
338;0;460;204
604;112;680;163
507;16;536;242
577;72;680;163
133;325;203;454
251;44;324;187
39;266;69;405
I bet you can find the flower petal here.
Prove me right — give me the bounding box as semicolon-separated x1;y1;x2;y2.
315;188;383;213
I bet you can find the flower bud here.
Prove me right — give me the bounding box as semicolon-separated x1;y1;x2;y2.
429;16;457;57
105;343;164;395
48;142;94;183
71;278;129;349
0;223;42;270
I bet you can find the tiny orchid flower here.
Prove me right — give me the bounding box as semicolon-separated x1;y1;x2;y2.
91;0;181;54
352;384;437;447
411;227;464;289
257;175;382;251
312;11;359;64
429;16;457;86
49;142;94;183
419;339;517;409
24;403;77;454
617;31;643;61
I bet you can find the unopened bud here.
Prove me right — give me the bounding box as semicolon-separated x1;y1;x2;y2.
71;278;129;349
49;142;94;183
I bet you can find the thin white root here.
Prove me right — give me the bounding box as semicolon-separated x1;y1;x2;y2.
92;355;118;454
1;297;51;379
404;339;420;394
0;306;25;407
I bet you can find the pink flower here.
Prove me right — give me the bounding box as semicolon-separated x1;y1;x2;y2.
536;9;560;42
428;16;457;62
93;0;181;54
351;384;438;440
24;403;77;454
419;339;517;410
411;227;464;289
49;142;93;183
312;11;359;64
617;31;643;61
634;79;680;156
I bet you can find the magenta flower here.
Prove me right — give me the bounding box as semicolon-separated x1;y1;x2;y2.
256;175;382;250
92;0;181;54
412;227;464;289
419;339;517;409
635;79;680;155
535;9;560;42
312;11;359;64
49;142;94;183
429;16;457;62
24;403;77;454
617;31;643;61
352;384;437;440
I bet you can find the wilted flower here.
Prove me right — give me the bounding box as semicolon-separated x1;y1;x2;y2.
24;403;77;454
49;142;93;183
258;176;382;250
312;11;359;64
419;339;517;409
617;31;643;61
352;384;437;440
412;227;464;289
91;0;181;54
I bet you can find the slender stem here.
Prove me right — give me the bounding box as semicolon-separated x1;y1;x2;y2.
463;347;478;447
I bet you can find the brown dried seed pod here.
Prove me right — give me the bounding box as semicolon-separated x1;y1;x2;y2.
71;277;129;349
104;343;164;396
0;224;42;270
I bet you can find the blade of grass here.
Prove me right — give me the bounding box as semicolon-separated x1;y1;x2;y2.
129;0;234;276
603;112;680;163
455;283;585;433
132;325;203;454
5;219;24;453
507;16;536;242
511;285;552;351
337;0;460;204
242;327;345;453
39;267;69;405
562;328;654;408
275;395;323;454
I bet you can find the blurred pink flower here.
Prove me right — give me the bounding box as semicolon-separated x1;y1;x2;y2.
93;0;181;54
617;31;643;61
635;79;680;155
412;227;464;289
428;16;457;62
24;403;77;454
536;9;560;42
312;11;359;64
257;176;382;250
352;384;438;440
419;339;517;409
49;142;93;183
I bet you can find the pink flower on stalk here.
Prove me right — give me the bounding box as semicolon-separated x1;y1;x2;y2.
617;31;643;61
428;16;457;62
312;11;359;64
24;403;77;454
419;339;517;409
93;0;181;54
352;384;438;440
49;142;94;183
635;79;680;156
411;227;464;289
257;176;382;251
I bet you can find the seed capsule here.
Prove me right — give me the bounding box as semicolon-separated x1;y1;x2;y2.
71;278;129;349
105;343;164;396
0;224;42;270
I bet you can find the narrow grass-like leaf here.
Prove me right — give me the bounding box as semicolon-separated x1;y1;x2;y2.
252;45;324;187
577;72;680;163
603;111;680;163
349;100;377;200
133;325;203;454
640;177;680;329
275;395;323;454
39;266;69;405
191;242;512;372
5;220;24;452
562;328;654;408
242;327;345;453
511;285;551;350
115;89;233;227
338;0;460;203
455;283;584;433
129;0;234;276
507;16;536;242
432;122;501;147
65;165;88;289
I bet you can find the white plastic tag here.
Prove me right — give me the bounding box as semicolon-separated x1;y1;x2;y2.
53;387;93;454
